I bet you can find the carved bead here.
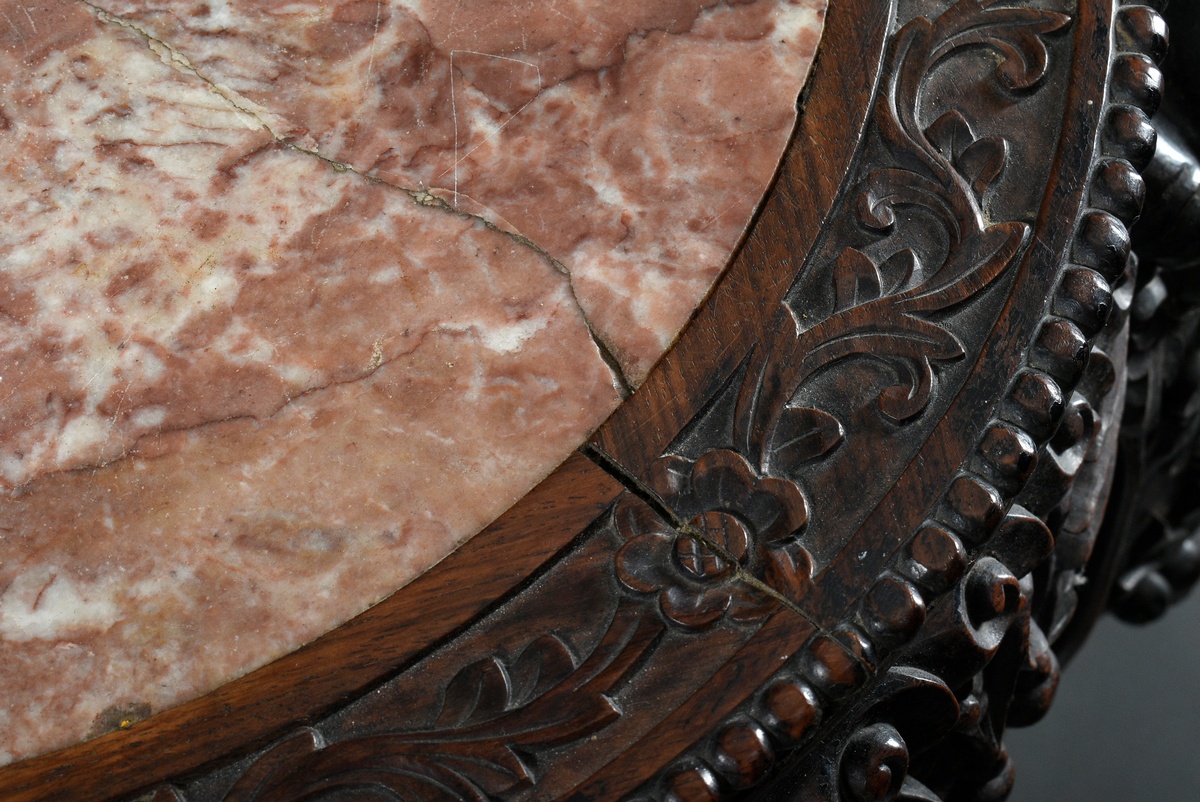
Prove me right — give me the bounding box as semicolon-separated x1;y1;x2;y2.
1113;251;1138;308
840;724;908;802
902;524;966;592
965;559;1022;629
759;679;821;746
1116;5;1169;62
663;764;722;802
1110;52;1163;115
1029;318;1089;386
835;624;878;671
989;506;1054;579
977;423;1038;489
801;634;868;701
1053;266;1113;337
1132;273;1167;322
1080;345;1117;400
1073;210;1131;282
1049;396;1095;453
1008;621;1060;727
1088;158;1146;223
712;720;774;790
979;754;1018;801
859;575;926;648
1162;536;1200;592
1003;370;1065;440
1114;571;1174;623
1101;104;1156;170
943;475;1003;544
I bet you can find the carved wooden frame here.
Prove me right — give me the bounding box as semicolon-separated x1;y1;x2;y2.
0;1;1168;800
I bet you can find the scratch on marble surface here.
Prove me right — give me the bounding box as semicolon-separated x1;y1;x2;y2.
78;0;270;133
77;0;632;394
444;49;543;206
363;0;383;89
19;4;36;32
0;0;825;764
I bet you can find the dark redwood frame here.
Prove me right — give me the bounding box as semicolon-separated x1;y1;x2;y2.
0;1;1171;800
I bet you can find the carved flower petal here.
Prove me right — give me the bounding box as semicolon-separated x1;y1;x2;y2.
721;515;752;564
614;493;671;541
660;584;730;629
727;583;779;623
615;534;672;593
690;449;758;508
763;544;814;603
684;450;809;541
646;454;695;504
771;407;845;475
752;477;809;540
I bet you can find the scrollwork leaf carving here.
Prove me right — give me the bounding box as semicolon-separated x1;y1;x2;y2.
924;110;1010;201
904;220;1027;310
882;2;1069;232
771;407;845;476
958;137;1009;199
732;0;1057;475
202;611;659;802
435;635;577;729
833;248;883;311
935;1;1071;92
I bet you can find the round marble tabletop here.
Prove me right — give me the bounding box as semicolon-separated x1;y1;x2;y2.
0;0;825;766
1;1;1169;800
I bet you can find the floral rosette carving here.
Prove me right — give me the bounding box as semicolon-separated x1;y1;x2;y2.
614;449;813;628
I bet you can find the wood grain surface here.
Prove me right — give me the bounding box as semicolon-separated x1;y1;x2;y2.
0;1;1174;801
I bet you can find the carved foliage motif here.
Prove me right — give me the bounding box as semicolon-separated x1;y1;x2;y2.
613;449;812;628
132;2;1168;801
631;1;1165;799
153;607;659;802
615;0;1071;637
731;0;1066;483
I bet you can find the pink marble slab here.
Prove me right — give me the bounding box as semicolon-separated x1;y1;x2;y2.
0;0;825;764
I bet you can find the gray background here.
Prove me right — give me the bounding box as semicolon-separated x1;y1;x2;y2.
1006;591;1200;801
945;2;1200;797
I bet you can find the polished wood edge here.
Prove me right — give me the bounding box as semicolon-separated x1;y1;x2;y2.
577;0;1163;798
590;0;890;470
0;451;622;802
3;0;1169;800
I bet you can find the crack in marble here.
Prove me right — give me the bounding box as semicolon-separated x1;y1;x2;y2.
1;0;827;766
408;188;634;397
390;184;634;396
78;0;635;397
8;326;443;490
78;0;270;128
